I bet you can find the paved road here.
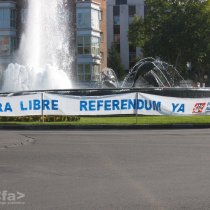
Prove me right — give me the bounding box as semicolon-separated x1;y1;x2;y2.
1;129;210;210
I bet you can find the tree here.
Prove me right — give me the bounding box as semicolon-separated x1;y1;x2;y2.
107;43;125;80
128;16;145;49
128;0;210;81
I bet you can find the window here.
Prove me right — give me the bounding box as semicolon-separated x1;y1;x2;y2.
77;36;91;54
113;25;120;34
77;8;100;30
0;8;16;28
91;36;100;56
116;0;127;5
21;9;27;24
113;6;120;16
113;16;120;25
91;9;100;30
114;34;120;43
11;37;16;52
113;6;120;26
0;8;10;28
84;36;91;54
77;64;100;82
92;64;100;81
10;9;16;28
77;36;83;54
0;36;16;56
77;36;100;56
129;6;136;24
129;6;136;16
77;64;91;82
77;9;91;28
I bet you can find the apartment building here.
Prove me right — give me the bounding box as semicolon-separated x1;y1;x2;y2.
107;0;144;72
0;0;16;69
76;0;107;86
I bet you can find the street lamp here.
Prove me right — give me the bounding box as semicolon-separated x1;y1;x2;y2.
204;74;208;80
203;74;208;87
186;62;191;80
186;62;192;70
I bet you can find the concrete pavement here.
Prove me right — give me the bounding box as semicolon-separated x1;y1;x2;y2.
0;132;35;149
1;129;210;209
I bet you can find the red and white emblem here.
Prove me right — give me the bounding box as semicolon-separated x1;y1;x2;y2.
192;103;206;113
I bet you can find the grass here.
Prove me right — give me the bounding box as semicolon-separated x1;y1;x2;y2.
0;116;210;125
79;116;210;125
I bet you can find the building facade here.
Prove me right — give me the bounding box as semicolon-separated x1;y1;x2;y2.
0;0;17;69
76;0;107;87
107;0;144;72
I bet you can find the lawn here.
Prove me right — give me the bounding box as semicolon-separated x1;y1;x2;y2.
0;116;210;125
77;116;210;125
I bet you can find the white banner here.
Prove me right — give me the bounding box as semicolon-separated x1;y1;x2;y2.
137;93;210;116
44;92;210;116
43;93;137;116
0;92;210;116
0;94;42;116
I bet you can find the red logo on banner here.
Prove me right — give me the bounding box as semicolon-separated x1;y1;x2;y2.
192;103;206;113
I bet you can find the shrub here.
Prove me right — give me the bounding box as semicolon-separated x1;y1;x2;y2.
0;116;80;122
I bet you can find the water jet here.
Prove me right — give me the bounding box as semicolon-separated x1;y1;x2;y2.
1;0;72;92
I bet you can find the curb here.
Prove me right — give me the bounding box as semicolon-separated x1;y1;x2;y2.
0;124;209;130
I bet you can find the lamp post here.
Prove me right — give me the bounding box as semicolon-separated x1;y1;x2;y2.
186;62;192;87
204;74;208;87
186;62;191;79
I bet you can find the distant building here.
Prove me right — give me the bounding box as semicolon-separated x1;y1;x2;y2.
107;0;144;72
75;0;107;87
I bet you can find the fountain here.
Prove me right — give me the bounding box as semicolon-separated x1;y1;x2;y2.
100;68;119;88
98;57;210;98
101;57;188;88
0;0;209;100
1;0;72;92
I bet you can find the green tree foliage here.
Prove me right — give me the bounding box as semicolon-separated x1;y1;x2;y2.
128;16;145;49
128;0;210;81
107;43;125;80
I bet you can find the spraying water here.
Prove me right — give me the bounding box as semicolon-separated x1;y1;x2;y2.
1;0;72;92
101;58;188;88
